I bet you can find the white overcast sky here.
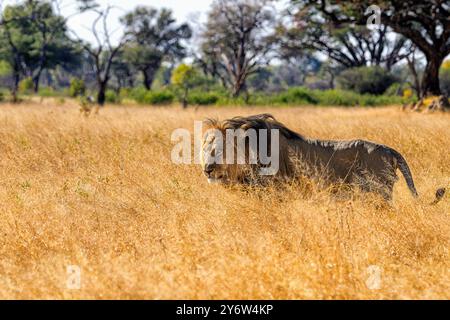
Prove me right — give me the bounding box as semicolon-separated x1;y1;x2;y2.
67;0;214;44
1;0;215;44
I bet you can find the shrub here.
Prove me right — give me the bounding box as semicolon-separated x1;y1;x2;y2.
130;87;148;103
38;87;56;97
128;86;412;107
19;77;34;94
188;92;219;105
105;90;121;104
141;90;174;105
403;88;413;99
119;88;132;100
69;78;86;97
440;60;450;96
315;89;360;106
385;83;405;96
171;64;207;107
274;87;319;105
337;66;398;95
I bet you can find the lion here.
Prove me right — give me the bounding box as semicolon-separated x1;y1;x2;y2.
201;113;446;203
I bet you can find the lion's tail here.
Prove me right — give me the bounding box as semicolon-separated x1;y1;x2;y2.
392;150;419;198
393;149;446;204
431;188;447;205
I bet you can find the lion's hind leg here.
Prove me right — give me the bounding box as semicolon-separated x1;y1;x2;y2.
351;170;395;203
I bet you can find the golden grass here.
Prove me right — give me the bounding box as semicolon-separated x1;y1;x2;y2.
0;101;449;299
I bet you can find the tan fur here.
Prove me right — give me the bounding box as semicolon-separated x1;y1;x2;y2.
201;114;445;203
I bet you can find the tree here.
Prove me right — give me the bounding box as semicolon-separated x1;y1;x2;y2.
121;7;192;90
337;66;398;94
0;21;22;101
71;5;129;105
405;46;424;97
297;0;450;97
247;68;273;92
317;61;344;89
279;4;412;71
246;56;322;92
0;0;84;100
171;63;201;108
278;55;322;87
199;0;277;97
111;51;136;92
23;0;77;92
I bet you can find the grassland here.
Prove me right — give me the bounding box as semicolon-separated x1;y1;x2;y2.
0;100;449;299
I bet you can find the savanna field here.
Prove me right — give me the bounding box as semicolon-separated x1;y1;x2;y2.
0;100;449;299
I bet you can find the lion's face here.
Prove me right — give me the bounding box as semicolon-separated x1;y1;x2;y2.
201;131;230;184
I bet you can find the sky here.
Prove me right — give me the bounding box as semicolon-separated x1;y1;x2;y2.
0;0;214;44
67;0;214;44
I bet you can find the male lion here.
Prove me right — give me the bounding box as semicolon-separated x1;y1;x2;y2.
201;114;445;203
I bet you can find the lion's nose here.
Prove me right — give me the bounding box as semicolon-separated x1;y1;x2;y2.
204;164;214;175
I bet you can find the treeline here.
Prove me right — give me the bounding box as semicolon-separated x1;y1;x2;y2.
0;0;449;107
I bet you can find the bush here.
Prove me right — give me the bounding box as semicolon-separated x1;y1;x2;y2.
119;88;132;100
315;89;360;106
127;85;412;107
403;88;414;99
385;83;405;96
105;90;121;104
440;60;450;96
38;87;57;97
188;92;219;105
130;87;148;103
139;90;174;105
19;77;34;94
69;78;86;97
274;87;319;105
337;66;398;95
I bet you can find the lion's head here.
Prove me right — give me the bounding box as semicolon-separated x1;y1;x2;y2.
200;114;300;184
201;128;235;184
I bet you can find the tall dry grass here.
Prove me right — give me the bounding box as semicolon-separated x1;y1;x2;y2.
0;101;448;299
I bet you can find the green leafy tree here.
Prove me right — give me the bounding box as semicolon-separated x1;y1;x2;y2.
337;66;398;95
0;0;81;101
0;60;12;77
111;51;136;92
171;64;202;108
0;0;80;93
121;7;192;90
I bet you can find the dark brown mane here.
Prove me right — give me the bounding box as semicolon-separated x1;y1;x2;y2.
204;114;305;140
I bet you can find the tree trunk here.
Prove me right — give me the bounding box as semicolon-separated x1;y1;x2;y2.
182;87;188;109
232;79;244;98
11;71;20;103
33;72;42;93
406;56;421;98
328;70;335;89
422;55;444;97
143;69;156;90
97;82;107;105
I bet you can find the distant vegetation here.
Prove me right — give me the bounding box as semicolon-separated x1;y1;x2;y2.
0;0;449;107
